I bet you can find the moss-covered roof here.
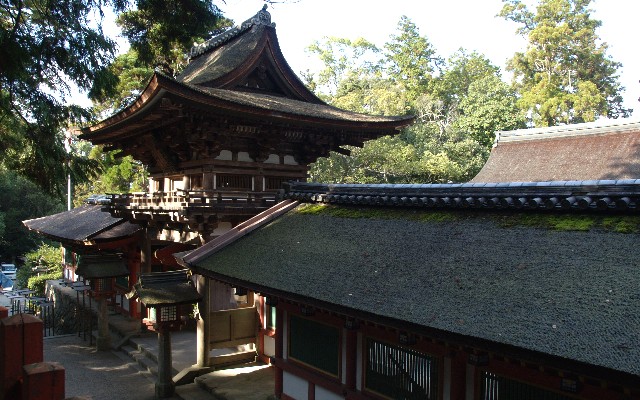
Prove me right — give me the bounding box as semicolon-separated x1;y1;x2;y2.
133;270;201;307
189;204;640;376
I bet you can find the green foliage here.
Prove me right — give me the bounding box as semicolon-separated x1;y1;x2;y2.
73;145;148;206
499;213;640;232
0;170;64;261
306;17;518;184
90;50;155;114
116;0;229;75
0;0;118;196
499;0;631;126
28;271;63;297
16;243;62;289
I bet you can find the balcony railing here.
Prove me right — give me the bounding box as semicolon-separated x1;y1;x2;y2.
108;189;280;213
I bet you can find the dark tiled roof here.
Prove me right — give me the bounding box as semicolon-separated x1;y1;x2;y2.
187;203;640;376
76;253;129;278
284;181;640;211
22;205;140;243
179;23;267;86
473;119;640;182
133;270;201;307
194;86;412;124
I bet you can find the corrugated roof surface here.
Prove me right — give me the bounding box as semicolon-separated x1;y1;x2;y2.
191;204;640;376
473;120;640;182
22;205;136;242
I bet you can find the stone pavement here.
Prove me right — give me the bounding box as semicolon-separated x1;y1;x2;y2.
4;289;275;400
44;334;179;400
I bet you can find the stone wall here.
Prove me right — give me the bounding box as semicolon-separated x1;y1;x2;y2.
46;280;97;335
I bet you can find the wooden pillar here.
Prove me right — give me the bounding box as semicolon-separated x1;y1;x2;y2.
274;306;283;398
140;229;152;274
96;297;111;351
203;172;213;190
182;175;190;191
345;328;358;391
155;327;174;398
196;275;210;368
450;351;468;400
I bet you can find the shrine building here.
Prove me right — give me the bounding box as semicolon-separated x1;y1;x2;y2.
21;5;640;400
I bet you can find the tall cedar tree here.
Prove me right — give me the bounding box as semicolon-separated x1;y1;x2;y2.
499;0;631;126
1;0;225;197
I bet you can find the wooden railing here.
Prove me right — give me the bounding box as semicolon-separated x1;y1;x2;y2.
109;190;279;211
209;306;258;349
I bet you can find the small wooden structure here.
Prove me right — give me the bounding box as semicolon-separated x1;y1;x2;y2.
75;253;129;350
128;270;200;398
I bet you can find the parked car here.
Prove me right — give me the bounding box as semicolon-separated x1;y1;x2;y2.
85;194;111;205
1;263;17;281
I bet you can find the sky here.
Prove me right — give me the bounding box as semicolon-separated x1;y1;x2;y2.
96;0;639;115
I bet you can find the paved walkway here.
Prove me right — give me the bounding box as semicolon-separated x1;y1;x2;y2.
44;334;181;400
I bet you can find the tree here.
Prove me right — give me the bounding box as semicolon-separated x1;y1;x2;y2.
0;169;63;261
499;0;631;126
73;146;148;206
307;18;517;184
0;0;118;196
116;0;229;75
384;16;442;110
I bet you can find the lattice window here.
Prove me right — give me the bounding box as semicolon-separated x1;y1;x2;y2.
365;338;438;400
289;315;339;376
265;176;289;190
481;372;573;400
217;174;252;190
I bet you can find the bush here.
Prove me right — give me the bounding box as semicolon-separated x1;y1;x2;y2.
27;271;63;297
17;243;62;289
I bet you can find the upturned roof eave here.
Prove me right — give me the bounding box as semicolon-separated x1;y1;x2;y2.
80;72;414;144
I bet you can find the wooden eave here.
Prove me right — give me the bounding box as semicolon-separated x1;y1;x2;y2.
80;72;414;145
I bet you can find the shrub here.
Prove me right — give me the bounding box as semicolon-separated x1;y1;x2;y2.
27;271;63;297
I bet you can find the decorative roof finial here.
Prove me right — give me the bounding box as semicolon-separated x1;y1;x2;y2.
187;6;276;60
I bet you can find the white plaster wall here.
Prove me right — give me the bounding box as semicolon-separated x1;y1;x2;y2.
316;385;342;400
211;222;232;237
283;371;307;400
237;151;253;162
283;155;298;165
215;150;232;160
263;335;275;357
265;154;280;164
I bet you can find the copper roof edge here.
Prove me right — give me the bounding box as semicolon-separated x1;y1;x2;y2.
180;199;299;266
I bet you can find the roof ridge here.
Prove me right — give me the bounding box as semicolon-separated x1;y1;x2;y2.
188;5;275;61
494;117;640;146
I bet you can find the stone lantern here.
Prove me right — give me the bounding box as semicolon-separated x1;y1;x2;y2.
75;252;128;351
128;270;201;398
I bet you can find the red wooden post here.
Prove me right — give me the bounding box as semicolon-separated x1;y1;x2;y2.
0;314;44;399
21;362;65;400
0;306;8;319
450;351;468;400
274;306;283;398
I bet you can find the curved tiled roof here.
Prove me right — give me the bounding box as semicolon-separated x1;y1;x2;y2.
284;181;640;211
472;118;640;183
22;205;140;243
194;86;412;124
